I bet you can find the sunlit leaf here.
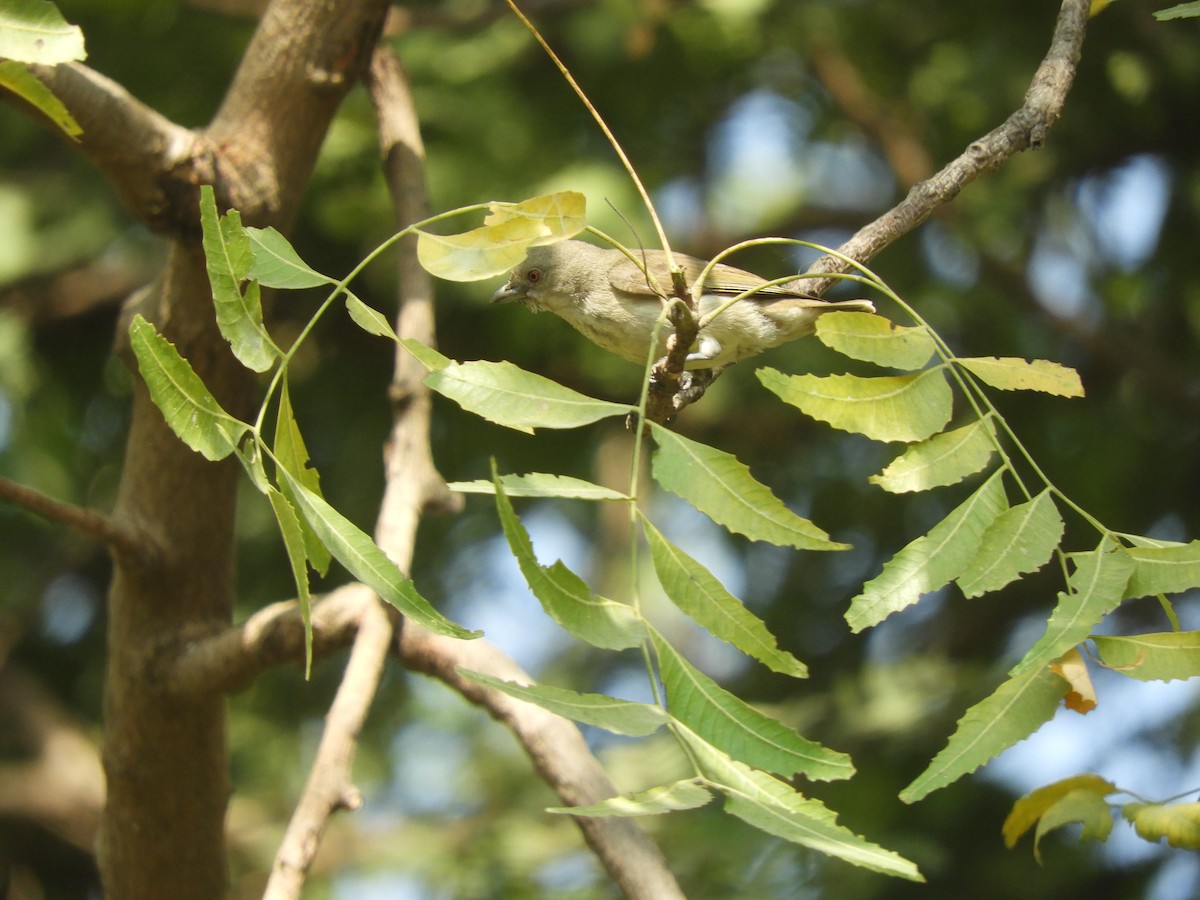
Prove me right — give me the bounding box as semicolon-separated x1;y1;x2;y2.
957;357;1084;398
1124;802;1200;849
199;186;278;372
273;380;331;575
449;473;628;501
1093;631;1200;682
652;630;853;781
244;226;332;289
547;779;713;817
643;518;808;677
128;314;248;461
1124;539;1200;597
493;473;643;650
0;60;81;137
847;470;1008;632
649;423;845;551
457;670;666;736
267;487;313;678
417;191;586;281
399;338;453;373
957;489;1064;598
427;360;632;433
900;666;1069;803
1154;2;1200;20
758;366;953;443
278;468;477;640
1010;545;1135;676
1003;774;1117;849
0;0;85;63
815;312;936;370
675;724;922;881
870;419;998;493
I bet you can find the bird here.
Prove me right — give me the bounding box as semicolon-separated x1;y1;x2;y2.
491;239;875;370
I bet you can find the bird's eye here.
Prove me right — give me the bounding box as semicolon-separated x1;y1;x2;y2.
527;268;542;284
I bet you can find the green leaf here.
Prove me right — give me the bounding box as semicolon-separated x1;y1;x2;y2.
273;380;331;576
1124;801;1200;849
652;630;853;781
457;670;666;736
1010;546;1135;676
957;489;1064;598
267;487;313;678
758;366;953;443
900;666;1069;803
449;473;628;501
128;314;248;461
0;60;81;137
957;357;1084;398
870;419;998;493
399;338;453;373
345;293;399;340
427;360;632;433
643;517;807;677
417;191;586;281
1124;540;1200;597
815;312;936;369
278;468;477;640
493;473;643;650
1154;2;1200;20
199;186;278;372
649;423;845;551
847;470;1009;632
675;724;922;881
244;226;332;289
1093;632;1200;682
1003;774;1118;849
0;0;85;63
546;779;713;817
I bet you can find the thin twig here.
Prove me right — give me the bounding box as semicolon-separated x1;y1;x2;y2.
0;475;150;562
789;0;1089;295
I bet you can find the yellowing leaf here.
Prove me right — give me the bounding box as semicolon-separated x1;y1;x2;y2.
1124;801;1200;849
815;312;936;370
1003;774;1117;848
758;366;953;443
417;191;586;281
547;780;713;818
1050;648;1097;714
0;60;81;137
958;357;1084;398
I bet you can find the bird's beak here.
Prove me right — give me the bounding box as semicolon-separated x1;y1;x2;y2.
491;282;523;304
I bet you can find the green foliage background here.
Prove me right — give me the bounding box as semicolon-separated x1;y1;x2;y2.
3;0;1199;897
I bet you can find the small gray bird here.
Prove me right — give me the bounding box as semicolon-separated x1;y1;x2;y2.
492;240;875;369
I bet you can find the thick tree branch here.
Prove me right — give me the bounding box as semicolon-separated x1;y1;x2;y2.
11;63;198;231
167;584;370;697
792;0;1089;295
0;475;150;562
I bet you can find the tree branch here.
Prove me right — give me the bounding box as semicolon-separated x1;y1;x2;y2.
167;584;370;697
398;626;686;900
0;475;151;563
15;63;199;231
792;0;1089;294
263;596;394;900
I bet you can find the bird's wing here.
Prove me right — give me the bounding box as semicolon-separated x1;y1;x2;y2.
606;250;816;300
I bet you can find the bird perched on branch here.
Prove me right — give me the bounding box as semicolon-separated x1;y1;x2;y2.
492;239;875;370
